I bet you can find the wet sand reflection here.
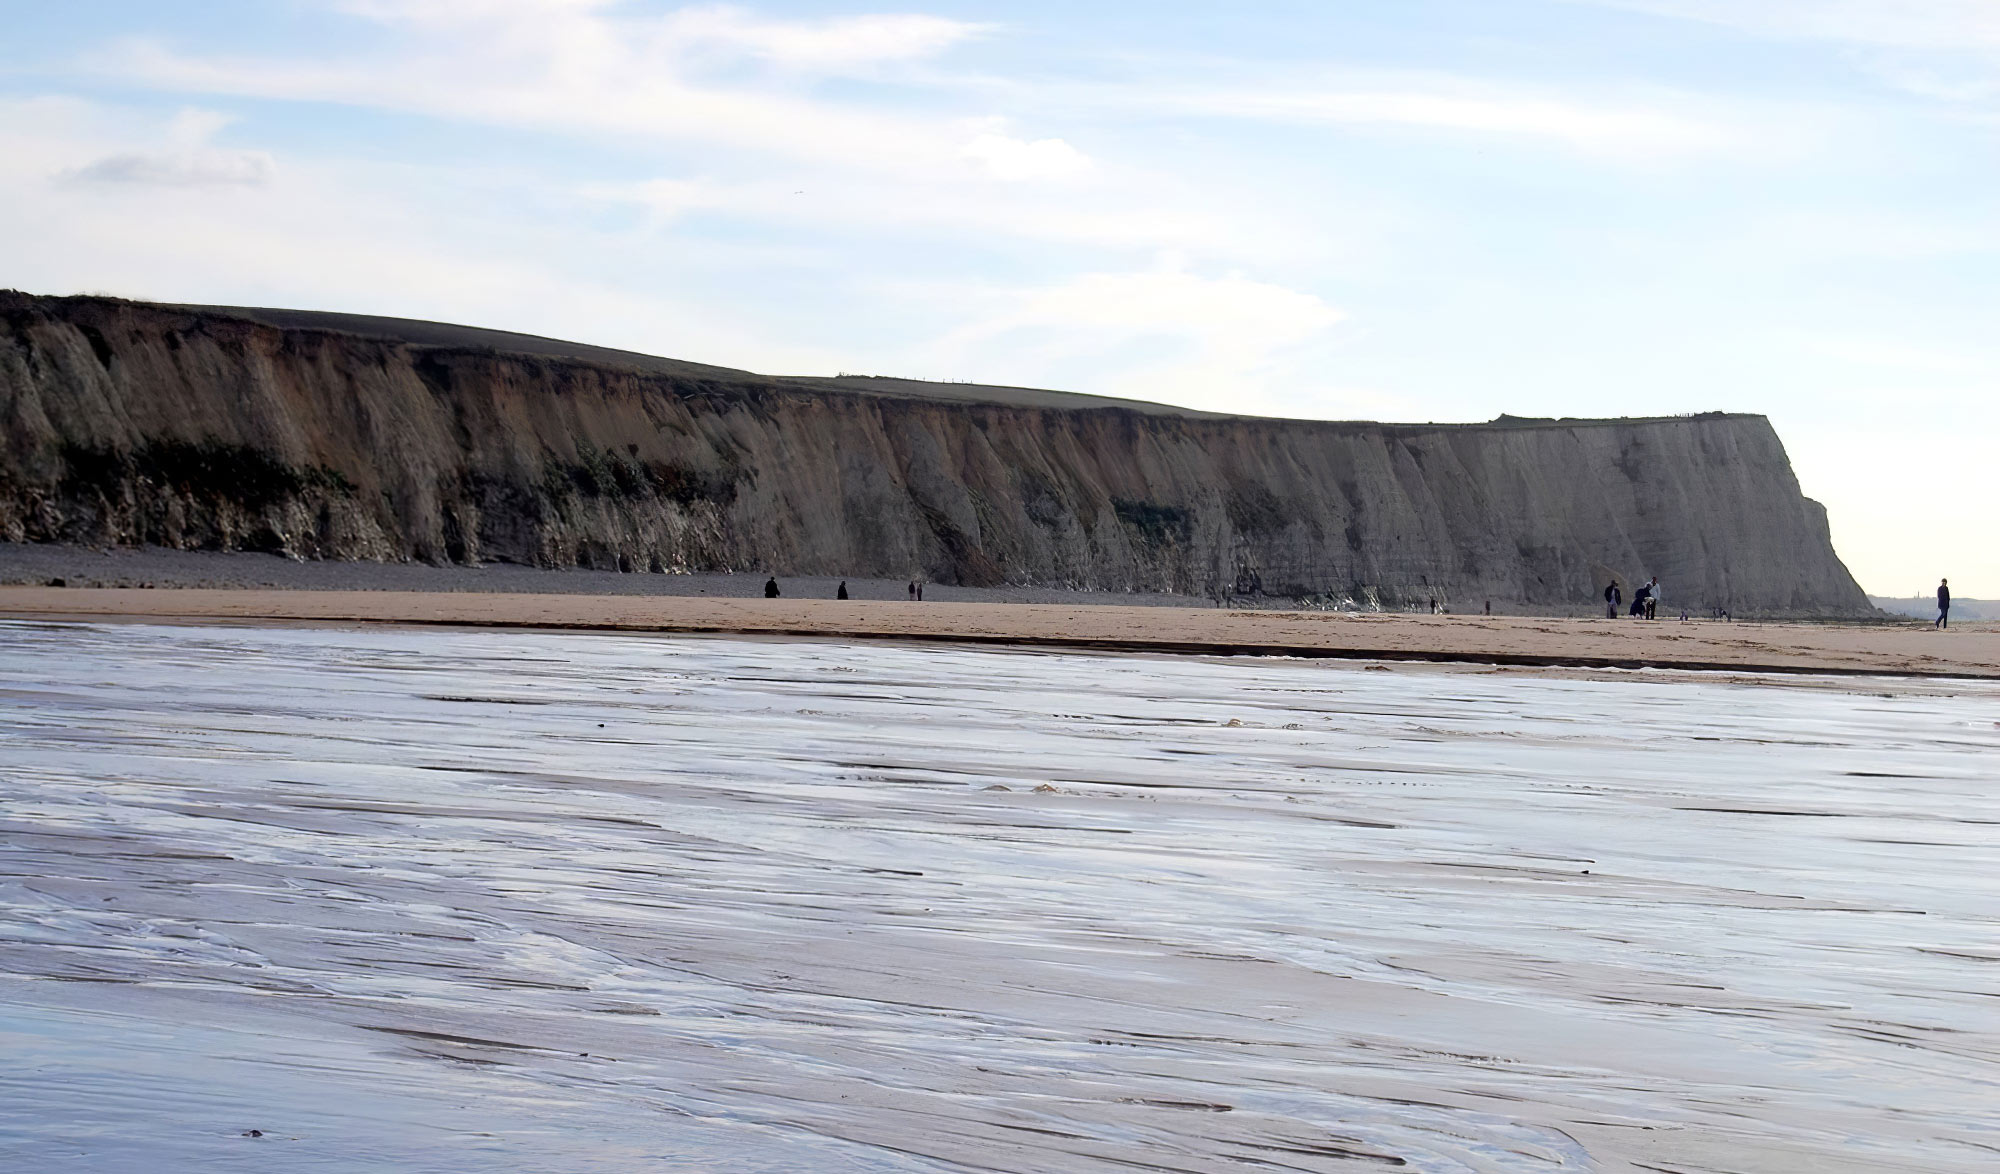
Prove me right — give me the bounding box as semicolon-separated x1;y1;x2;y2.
2;621;1996;1172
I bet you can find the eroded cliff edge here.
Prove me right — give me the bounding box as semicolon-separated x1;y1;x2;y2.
0;292;1871;615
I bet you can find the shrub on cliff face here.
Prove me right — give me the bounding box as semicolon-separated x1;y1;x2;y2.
59;440;352;511
1225;484;1295;537
1113;499;1191;546
541;443;738;507
38;439;358;553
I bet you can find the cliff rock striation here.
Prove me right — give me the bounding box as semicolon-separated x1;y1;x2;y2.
0;292;1871;615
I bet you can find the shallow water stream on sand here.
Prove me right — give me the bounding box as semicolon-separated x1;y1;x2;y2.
1;621;1996;1173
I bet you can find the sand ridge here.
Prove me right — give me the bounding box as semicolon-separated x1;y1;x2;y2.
3;586;1993;678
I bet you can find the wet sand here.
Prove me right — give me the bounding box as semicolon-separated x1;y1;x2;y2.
3;621;1996;1172
1;585;1994;678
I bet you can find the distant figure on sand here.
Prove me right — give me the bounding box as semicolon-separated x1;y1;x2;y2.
907;580;916;600
1604;581;1621;619
1645;577;1660;620
837;581;848;600
1428;596;1438;614
764;576;780;598
1630;580;1650;617
1937;578;1950;629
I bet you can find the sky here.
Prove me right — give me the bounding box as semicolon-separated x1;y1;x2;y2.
4;1;1995;597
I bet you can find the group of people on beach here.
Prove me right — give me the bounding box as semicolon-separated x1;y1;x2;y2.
771;573;1960;626
761;577;922;601
1599;576;1958;627
1604;577;1663;619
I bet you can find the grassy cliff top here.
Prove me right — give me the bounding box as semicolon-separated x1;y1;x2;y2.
24;292;1754;430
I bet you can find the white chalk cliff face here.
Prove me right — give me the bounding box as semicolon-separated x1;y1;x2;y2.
0;292;1870;616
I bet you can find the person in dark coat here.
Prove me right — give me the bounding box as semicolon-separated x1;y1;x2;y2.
1604;581;1622;618
764;576;780;598
836;581;848;600
1937;578;1950;629
1630;581;1650;617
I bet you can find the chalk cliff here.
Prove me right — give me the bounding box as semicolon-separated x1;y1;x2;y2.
0;292;1871;615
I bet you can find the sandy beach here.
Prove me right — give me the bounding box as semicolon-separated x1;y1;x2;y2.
0;543;1217;607
1;585;1993;678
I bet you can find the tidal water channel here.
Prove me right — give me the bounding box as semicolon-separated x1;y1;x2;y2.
1;621;1995;1173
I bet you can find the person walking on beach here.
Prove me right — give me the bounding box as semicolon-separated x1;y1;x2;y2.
1936;578;1950;629
907;580;916;600
764;576;780;598
836;581;848;600
1644;577;1660;620
1604;581;1621;619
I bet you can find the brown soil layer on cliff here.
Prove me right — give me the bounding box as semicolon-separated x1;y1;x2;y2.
3;587;1991;679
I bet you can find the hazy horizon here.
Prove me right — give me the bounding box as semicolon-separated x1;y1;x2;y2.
5;1;1995;595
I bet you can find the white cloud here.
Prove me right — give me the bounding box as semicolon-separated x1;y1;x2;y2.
56;105;275;187
0;95;847;374
1568;1;2000;109
94;0;1734;208
582;167;1268;258
1857;59;2000;102
657;5;990;68
63;150;275;187
959;126;1092;182
337;1;986;69
1756;209;2000;260
1573;0;2000;53
1795;333;2000;380
162;107;235;147
945;63;1752;161
105;42;940;177
921;258;1347;414
1156;83;1735;158
63;0;1755;301
600;176;722;225
98;3;1003;180
959;260;1342;346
